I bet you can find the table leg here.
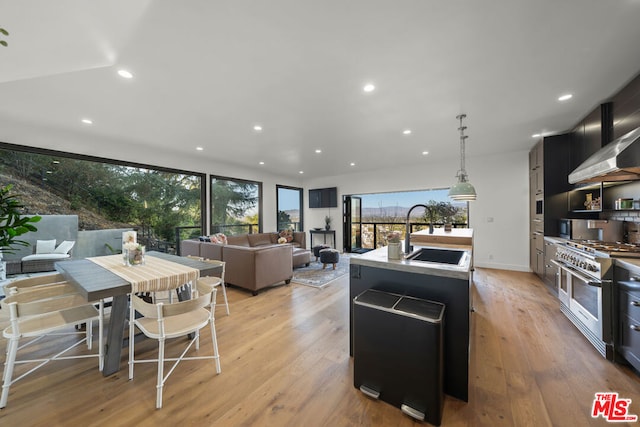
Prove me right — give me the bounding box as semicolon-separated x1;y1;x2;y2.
102;294;128;376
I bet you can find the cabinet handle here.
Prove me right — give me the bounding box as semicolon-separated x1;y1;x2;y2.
631;301;640;307
631;325;640;332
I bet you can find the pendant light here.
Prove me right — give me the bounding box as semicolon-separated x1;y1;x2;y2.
448;114;477;201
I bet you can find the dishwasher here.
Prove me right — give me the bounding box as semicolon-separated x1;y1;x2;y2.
353;289;445;425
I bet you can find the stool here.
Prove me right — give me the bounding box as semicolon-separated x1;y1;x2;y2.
319;248;340;270
313;244;331;261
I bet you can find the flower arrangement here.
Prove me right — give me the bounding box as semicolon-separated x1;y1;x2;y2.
123;241;145;266
324;215;332;230
387;231;401;244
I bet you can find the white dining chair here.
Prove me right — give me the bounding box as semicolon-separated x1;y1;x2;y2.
186;256;229;315
3;273;76;297
1;288;104;408
128;279;221;408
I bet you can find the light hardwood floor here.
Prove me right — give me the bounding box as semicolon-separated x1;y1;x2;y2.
0;268;639;426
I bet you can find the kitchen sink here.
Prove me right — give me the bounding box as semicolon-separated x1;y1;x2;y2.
406;247;466;265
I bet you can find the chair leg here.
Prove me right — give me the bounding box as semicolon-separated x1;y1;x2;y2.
86;319;93;350
209;320;221;374
98;300;104;371
128;300;135;380
156;338;165;409
0;338;19;409
220;283;230;316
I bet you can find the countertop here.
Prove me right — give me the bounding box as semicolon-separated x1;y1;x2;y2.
409;228;473;249
349;245;472;280
614;257;640;273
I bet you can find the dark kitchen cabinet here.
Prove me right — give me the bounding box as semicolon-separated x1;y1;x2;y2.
529;134;572;276
611;72;640;140
614;263;640;372
571;103;612;171
543;238;558;294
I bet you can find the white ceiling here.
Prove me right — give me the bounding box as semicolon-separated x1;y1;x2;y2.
1;0;640;179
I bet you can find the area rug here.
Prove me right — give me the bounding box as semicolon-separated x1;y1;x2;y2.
291;254;349;289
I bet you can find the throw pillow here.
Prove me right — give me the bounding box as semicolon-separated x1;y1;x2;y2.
36;239;56;254
215;233;227;245
53;240;75;255
279;229;293;243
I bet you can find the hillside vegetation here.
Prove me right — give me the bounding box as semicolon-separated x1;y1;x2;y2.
1;173;132;230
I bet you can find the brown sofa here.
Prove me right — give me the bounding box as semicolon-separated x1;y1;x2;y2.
181;232;310;295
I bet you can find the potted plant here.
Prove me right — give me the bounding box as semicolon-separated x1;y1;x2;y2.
386;230;402;260
0;184;41;279
324;215;332;230
423;201;457;234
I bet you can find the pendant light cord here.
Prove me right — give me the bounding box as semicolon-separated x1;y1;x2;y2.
457;114;468;181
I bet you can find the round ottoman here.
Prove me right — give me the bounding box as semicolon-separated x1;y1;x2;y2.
319;248;340;270
313;244;331;261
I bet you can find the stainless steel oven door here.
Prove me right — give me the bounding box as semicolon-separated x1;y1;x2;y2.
568;268;603;340
551;260;570;307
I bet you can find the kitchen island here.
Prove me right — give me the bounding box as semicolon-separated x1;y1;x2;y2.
349;244;473;402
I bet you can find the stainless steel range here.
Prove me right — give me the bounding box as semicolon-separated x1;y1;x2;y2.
553;240;617;359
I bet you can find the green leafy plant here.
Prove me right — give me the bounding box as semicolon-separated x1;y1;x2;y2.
0;184;41;254
0;27;8;47
423;200;458;225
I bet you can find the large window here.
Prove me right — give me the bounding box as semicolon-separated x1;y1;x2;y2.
276;185;303;231
344;188;469;251
210;176;262;235
0;142;205;252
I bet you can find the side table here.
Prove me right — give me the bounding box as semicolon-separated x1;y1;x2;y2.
310;229;336;249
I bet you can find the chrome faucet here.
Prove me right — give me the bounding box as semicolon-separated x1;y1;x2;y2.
405;204;429;255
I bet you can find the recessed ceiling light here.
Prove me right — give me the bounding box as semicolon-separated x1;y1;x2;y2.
117;69;133;79
532;133;541;138
403;129;412;135
196;146;204;151
81;118;93;125
422;151;429;156
299;171;304;174
259;161;265;165
363;83;375;92
350;162;356;166
315;149;322;154
558;93;573;101
253;125;263;132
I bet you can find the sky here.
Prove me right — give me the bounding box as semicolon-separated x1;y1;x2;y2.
358;188;453;209
278;187;462;211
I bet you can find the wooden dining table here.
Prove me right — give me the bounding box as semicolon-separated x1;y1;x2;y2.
56;251;222;376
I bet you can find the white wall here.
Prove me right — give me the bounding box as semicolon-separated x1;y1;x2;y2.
303;149;531;272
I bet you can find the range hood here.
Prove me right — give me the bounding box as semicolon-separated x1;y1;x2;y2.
569;126;640;184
